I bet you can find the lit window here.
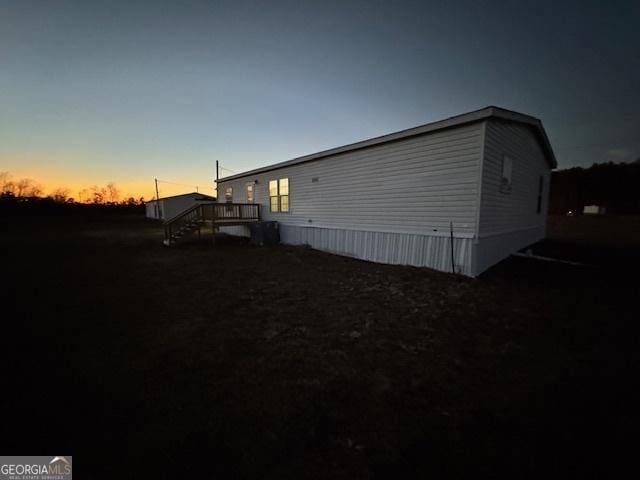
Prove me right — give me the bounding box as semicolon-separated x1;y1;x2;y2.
269;178;290;213
246;183;254;203
279;178;289;212
279;178;289;195
225;187;233;203
269;180;278;212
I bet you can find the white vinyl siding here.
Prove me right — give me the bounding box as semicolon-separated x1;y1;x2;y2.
218;123;484;237
478;120;550;237
214;110;556;277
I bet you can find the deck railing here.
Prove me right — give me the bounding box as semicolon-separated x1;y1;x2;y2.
202;203;260;221
163;203;260;244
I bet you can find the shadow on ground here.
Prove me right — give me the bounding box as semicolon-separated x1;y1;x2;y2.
2;213;638;478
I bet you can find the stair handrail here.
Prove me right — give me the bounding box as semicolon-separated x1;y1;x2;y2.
164;204;204;244
163;204;202;225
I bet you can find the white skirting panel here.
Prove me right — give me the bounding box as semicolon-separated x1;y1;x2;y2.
279;225;474;276
472;226;545;276
218;223;546;278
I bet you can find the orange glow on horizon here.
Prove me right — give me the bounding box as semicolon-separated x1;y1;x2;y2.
1;169;216;202
1;151;217;202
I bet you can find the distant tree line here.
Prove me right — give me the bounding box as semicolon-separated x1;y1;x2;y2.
550;160;640;214
0;171;146;218
0;171;144;206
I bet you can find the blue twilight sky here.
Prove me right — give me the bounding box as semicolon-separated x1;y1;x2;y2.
1;0;639;198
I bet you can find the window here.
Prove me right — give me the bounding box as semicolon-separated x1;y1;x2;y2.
269;178;290;213
246;183;254;203
279;178;289;212
536;175;544;213
269;180;278;212
225;187;233;203
500;154;513;193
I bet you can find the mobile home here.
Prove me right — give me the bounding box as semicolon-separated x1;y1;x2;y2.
216;106;556;277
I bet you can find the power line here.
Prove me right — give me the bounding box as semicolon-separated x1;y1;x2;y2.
154;178;217;198
155;179;200;189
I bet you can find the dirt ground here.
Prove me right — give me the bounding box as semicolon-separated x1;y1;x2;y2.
2;211;638;478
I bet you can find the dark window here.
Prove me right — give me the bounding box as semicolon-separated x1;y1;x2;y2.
500;154;513;194
536;175;544;213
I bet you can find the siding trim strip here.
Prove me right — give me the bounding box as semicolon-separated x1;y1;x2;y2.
474;120;488;245
285;223;476;239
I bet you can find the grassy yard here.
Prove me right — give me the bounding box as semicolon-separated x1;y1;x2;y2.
2;212;638;478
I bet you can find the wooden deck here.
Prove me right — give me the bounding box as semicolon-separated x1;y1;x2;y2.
163;203;260;245
202;203;260;225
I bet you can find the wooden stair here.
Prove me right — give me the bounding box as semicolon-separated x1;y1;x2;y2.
163;203;260;246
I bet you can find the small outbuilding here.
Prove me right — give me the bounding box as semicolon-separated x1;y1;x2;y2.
216;106;557;277
583;205;606;215
145;192;216;220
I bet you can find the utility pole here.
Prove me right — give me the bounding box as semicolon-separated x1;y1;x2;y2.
215;160;219;198
154;178;162;218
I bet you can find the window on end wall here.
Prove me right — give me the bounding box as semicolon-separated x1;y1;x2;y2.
269;178;290;213
246;183;254;203
225;187;233;203
500;154;513;193
537;175;544;214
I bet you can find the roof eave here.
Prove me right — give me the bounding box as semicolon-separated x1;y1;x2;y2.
219;106;557;182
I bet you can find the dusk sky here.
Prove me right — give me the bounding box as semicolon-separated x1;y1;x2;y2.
1;0;638;199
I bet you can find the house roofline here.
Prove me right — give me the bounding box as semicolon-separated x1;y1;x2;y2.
218;106;557;183
145;192;216;203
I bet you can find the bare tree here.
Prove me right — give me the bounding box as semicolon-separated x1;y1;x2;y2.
78;188;90;203
27;182;43;197
90;185;107;204
106;182;119;203
51;187;70;203
15;178;31;197
0;172;15;195
14;178;43;197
